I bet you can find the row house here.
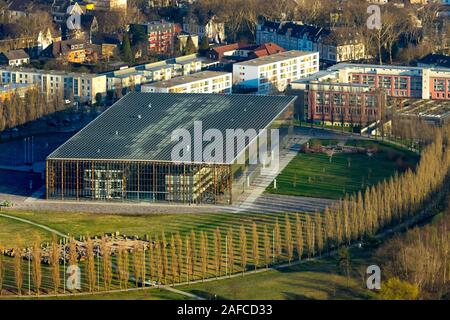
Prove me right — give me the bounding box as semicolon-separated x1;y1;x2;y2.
141;71;232;94
105;54;216;92
256;21;366;63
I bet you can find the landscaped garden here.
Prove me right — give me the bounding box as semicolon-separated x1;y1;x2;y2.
266;139;419;199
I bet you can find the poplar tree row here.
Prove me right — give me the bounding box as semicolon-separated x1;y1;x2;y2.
0;88;67;133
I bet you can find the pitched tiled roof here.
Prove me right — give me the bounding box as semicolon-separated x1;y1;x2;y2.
3;49;29;60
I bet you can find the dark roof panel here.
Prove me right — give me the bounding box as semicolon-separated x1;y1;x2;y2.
48;93;296;164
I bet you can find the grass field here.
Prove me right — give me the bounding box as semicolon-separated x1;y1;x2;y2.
8;288;187;300
1;210;311;244
266;139;419;199
25;247;377;300
178;247;377;300
0;210;320;296
0;216;53;247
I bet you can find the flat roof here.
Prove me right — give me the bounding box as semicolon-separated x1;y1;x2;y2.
330;63;450;73
0;66;103;78
143;71;230;88
234;50;317;67
47;93;296;164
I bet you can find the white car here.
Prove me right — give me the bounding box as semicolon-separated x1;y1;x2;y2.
64;99;71;104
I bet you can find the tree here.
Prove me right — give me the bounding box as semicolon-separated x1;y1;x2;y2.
213;228;222;278
149;237;155;283
200;231;208;281
252;222;259;269
48;237;61;294
85;237;96;293
337;247;351;286
14;240;23;295
170;235;178;285
31;237;42;295
185;236;193;282
133;243;145;287
227;227;235;276
184;35;197;55
155;238;163;286
305;215;315;258
100;236;112;291
274;218;281;261
263;225;271;268
161;232;169;284
199;35;210;53
284;215;293;264
379;278;419;300
295;214;304;261
239;225;247;275
175;233;183;282
190;230;197;276
68;237;77;266
315;213;324;256
117;245;129;289
121;33;133;63
324;207;335;250
0;245;4;295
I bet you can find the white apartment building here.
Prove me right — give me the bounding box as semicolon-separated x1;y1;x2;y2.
106;54;218;92
232;50;319;94
141;71;232;94
0;67;107;104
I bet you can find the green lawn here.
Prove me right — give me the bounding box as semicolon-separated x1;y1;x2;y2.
0;216;53;247
266;140;419;199
2;210;306;242
178;247;377;300
7;288;188;300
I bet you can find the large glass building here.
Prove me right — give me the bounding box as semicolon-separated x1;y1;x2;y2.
46;92;296;205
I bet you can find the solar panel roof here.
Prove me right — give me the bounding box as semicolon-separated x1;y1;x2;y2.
48;92;296;164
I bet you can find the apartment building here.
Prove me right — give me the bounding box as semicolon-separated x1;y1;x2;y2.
232;50;319;94
141;71;232;93
0;67;107;104
329;63;450;100
290;75;384;125
288;63;450;125
131;21;176;55
105;54;218;92
0;83;36;101
256;21;366;63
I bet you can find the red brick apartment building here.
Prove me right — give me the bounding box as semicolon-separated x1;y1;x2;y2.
133;21;176;55
290;63;450;125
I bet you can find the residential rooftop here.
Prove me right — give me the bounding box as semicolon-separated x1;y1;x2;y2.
330;63;450;73
233;50;317;67
0;66;103;78
47;92;296;164
144;71;230;88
